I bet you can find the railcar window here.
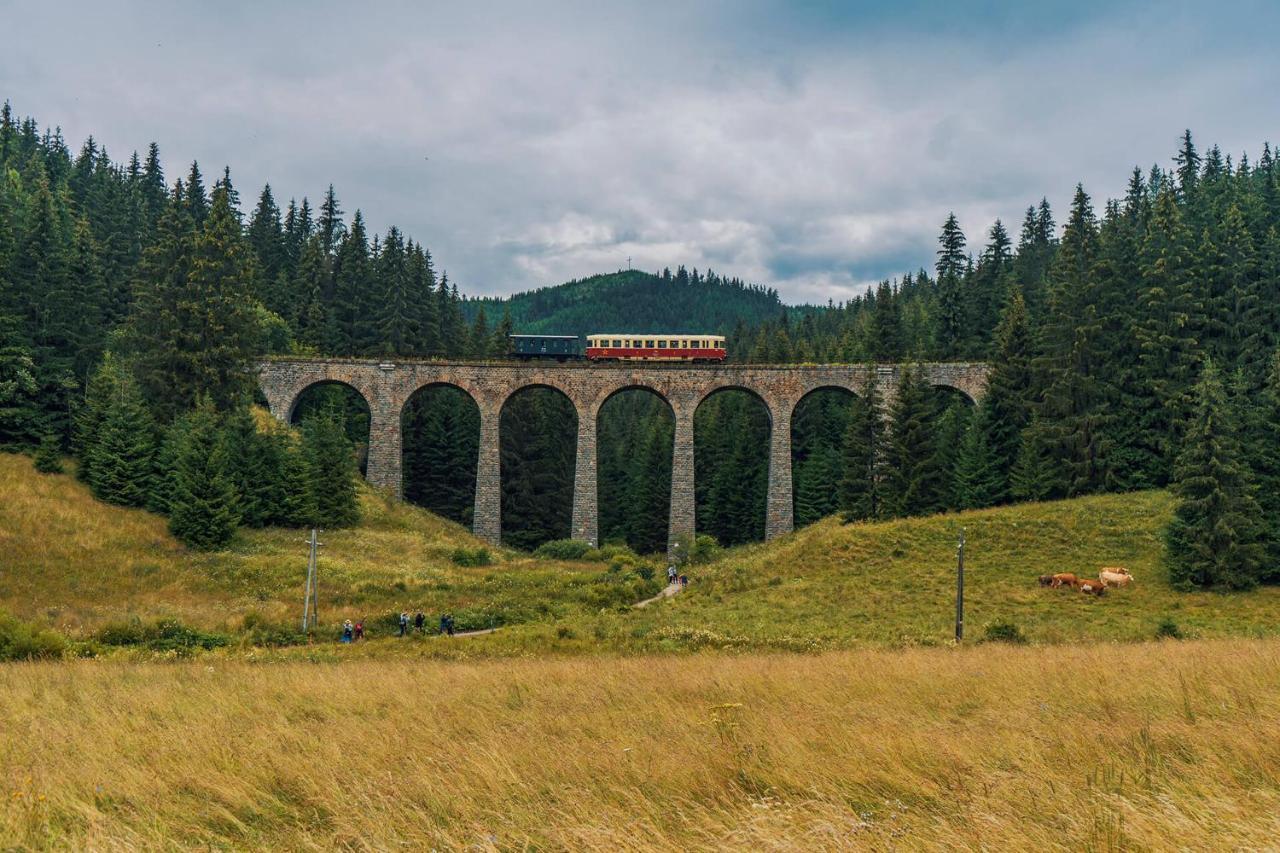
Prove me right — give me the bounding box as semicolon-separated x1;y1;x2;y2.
658;340;666;348
645;339;654;348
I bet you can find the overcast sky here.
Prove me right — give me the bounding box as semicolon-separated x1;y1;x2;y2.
5;1;1278;303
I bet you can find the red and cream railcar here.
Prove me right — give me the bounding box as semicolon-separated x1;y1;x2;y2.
585;333;726;362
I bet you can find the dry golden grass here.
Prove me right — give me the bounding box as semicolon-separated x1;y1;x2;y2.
0;453;650;637
3;638;1279;849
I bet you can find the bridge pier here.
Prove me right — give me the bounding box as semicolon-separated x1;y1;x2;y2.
764;404;793;540
570;406;599;546
365;408;403;496
473;403;503;546
667;407;696;559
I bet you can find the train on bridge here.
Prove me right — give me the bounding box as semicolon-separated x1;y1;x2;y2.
508;333;727;363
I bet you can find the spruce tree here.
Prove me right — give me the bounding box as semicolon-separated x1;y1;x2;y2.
33;433;63;473
881;367;945;517
934;213;967;358
1009;414;1058;502
130;185;258;420
168;400;240;550
952;408;1000;510
302;408;360;528
278;434;318;527
1166;358;1264;589
837;375;883;521
978;290;1032;501
87;370;157;507
0;310;38;447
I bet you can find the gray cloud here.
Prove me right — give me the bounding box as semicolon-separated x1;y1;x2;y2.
5;1;1278;303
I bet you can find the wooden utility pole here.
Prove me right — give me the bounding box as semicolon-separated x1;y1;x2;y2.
301;528;323;634
955;527;966;642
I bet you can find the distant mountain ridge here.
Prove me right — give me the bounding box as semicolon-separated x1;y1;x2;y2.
464;269;797;336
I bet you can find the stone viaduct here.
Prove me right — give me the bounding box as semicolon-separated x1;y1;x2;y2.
256;359;990;553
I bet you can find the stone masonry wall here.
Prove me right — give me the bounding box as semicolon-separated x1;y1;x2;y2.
256;359;991;555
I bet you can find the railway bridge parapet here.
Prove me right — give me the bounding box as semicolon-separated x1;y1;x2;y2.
256;359;991;553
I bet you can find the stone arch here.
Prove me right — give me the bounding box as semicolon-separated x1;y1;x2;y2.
282;378;373;425
286;379;374;476
401;381;482;527
591;382;676;419
790;385;859;528
595;385;676;554
693;385;775;546
497;379;582;415
928;382;979;406
499;383;580;550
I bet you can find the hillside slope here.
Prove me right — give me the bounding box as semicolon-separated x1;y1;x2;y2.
5;451;1277;651
465;269;793;336
602;490;1280;648
0;453;657;636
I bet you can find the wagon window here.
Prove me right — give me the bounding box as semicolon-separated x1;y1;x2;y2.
645;339;654;348
657;339;666;348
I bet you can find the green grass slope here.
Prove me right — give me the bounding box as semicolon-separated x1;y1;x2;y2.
5;450;1277;654
0;453;658;638
600;490;1280;649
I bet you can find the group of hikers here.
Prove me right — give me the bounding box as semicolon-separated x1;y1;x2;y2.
336;569;692;643
336;611;456;642
398;610;455;637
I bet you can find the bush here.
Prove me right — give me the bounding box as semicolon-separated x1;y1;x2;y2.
451;547;492;567
688;534;722;565
33;435;63;473
982;619;1028;644
534;539;594;560
95;618;229;652
0;613;67;661
1156;618;1184;640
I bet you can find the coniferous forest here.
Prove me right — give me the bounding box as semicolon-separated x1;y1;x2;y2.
2;100;1279;587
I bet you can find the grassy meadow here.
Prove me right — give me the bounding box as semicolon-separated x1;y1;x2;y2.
4;451;1280;654
0;452;658;641
4;639;1280;849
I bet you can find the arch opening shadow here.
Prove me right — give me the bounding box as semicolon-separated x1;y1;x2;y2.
598;388;674;555
289;381;371;476
500;385;578;551
791;387;857;528
694;387;770;546
402;384;480;526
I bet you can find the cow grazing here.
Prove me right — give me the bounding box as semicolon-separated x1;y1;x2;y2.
1100;567;1133;588
1038;574;1054;587
1050;573;1077;589
1076;578;1106;596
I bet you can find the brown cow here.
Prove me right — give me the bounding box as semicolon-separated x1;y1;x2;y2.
1050;573;1077;589
1075;578;1106;596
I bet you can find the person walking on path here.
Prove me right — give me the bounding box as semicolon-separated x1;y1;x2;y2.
354;620;364;641
679;574;688;589
398;611;409;637
444;614;455;636
340;620;353;644
667;565;677;586
414;611;425;633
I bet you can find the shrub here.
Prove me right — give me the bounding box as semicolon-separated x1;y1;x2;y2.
95;618;229;652
1156;618;1184;640
982;619;1028;644
534;539;593;560
0;612;67;661
688;534;719;564
33;435;63;473
556;625;576;640
451;547;492;567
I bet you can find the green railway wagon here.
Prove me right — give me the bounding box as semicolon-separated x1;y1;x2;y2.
508;334;584;361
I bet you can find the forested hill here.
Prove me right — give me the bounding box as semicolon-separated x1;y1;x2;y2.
463;269;792;336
